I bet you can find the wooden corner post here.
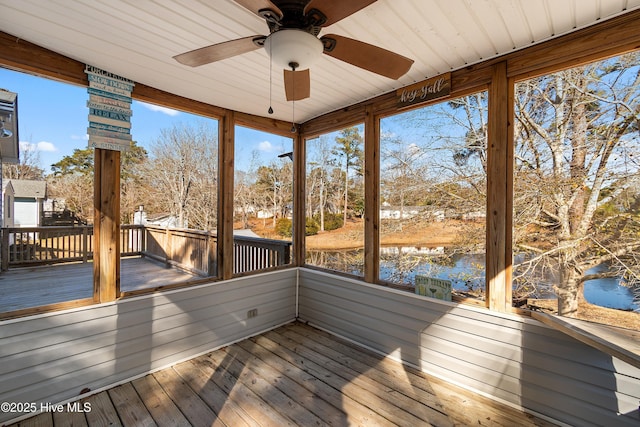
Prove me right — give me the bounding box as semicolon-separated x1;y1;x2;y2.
486;61;513;311
364;105;380;284
293;131;306;266
93;148;121;302
218;111;235;280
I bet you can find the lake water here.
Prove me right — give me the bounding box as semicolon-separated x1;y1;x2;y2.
308;249;639;311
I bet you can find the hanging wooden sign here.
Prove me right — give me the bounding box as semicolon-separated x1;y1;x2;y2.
85;65;134;152
397;73;451;109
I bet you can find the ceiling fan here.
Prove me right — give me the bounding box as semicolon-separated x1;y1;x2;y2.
173;0;414;102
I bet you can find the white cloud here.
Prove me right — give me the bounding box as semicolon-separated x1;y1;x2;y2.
19;140;58;152
71;134;89;141
36;141;57;152
138;101;180;116
258;140;279;152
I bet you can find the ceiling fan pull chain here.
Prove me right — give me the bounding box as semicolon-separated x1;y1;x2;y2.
268;36;274;114
290;62;297;132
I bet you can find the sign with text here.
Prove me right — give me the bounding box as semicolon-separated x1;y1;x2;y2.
397;73;451;109
85;65;134;152
415;275;452;301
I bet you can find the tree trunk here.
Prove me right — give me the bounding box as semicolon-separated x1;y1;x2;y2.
569;97;587;235
272;186;277;228
556;240;587;317
557;264;585;317
319;179;325;232
343;165;349;227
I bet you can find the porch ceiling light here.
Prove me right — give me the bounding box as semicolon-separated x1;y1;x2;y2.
264;29;323;70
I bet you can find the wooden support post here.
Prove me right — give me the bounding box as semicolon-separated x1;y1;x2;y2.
364;105;380;284
206;232;216;276
165;227;172;264
82;226;88;263
1;229;8;271
293;132;306;266
218;111;235;280
93;148;121;303
486;62;512;311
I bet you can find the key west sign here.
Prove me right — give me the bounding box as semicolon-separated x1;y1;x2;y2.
397;73;451;109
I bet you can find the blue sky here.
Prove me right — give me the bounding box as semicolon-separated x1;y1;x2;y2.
0;67;292;173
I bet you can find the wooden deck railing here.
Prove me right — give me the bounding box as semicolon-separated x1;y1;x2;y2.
0;225;291;275
143;225;216;276
0;225;143;270
233;235;292;275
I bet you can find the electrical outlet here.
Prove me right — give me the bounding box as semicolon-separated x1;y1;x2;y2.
247;308;258;318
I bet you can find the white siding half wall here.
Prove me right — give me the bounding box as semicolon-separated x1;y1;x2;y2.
0;269;297;424
1;266;639;426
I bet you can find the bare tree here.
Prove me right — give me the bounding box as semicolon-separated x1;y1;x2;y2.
2;141;45;180
145;122;218;230
513;52;640;316
380;134;429;230
306;136;333;231
332;127;364;226
47;173;94;221
253;160;292;228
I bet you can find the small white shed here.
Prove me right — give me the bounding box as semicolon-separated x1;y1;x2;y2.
7;179;46;227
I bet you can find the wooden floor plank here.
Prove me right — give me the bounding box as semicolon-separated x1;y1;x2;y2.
11;412;53;427
172;358;256;427
262;329;443;426
283;323;493;426
107;383;157;427
131;375;191;427
152;368;221;427
286;323;557;427
185;356;278;427
255;331;426;426
52;409;88;427
278;325;454;426
84;392;122;427
207;346;329;427
193;353;297;427
226;341;348;427
238;337;392;427
10;322;558;427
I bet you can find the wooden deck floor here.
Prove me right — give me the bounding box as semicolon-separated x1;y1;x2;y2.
0;257;201;313
9;322;557;427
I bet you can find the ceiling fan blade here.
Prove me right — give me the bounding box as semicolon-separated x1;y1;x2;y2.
321;34;413;79
173;36;265;67
305;0;376;27
284;69;311;101
233;0;282;20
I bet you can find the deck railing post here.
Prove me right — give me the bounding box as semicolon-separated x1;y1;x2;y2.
140;225;146;254
166;227;172;264
82;226;89;263
1;229;7;271
206;232;216;276
283;243;291;266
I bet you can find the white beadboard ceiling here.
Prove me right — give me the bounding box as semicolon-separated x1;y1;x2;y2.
0;0;638;123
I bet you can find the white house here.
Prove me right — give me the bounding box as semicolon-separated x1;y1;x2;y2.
7;179;46;227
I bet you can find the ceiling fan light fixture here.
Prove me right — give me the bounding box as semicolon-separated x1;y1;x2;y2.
265;29;323;70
